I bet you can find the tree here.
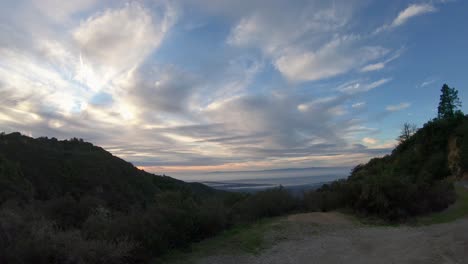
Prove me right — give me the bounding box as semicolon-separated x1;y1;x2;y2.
437;84;462;119
398;122;418;143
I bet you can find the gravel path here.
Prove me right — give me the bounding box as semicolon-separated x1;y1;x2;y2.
196;212;468;264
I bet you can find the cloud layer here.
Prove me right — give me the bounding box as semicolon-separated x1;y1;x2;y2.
0;0;452;174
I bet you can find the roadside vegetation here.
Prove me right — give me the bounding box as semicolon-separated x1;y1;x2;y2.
160;217;285;264
414;184;468;225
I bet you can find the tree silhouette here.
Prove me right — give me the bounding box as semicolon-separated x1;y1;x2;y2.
397;122;417;143
437;84;462;119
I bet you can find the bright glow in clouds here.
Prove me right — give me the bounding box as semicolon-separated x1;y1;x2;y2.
0;0;465;176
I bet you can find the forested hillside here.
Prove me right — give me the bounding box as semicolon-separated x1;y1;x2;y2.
311;86;467;220
0;132;214;208
0;133;298;263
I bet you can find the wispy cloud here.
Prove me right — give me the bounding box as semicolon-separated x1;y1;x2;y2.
274;37;388;82
386;102;411;112
360;62;385;72
339;78;392;94
226;1;389;83
375;4;437;33
392;4;437;27
420;78;438;87
352;102;366;109
360;49;403;72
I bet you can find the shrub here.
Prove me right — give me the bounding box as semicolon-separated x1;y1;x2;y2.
232;187;298;222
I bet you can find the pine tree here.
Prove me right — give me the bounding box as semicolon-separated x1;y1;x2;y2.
437;84;462;119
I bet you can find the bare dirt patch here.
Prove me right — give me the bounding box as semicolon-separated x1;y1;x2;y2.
195;213;468;264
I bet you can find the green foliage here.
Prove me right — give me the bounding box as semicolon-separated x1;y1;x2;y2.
0;132;209;209
231;186;298;222
0;156;33;204
438;83;463;119
160;217;283;263
454;120;468;174
0;133;300;263
0;203;136;264
415;184;468;225
311;116;468;221
303;179;348;212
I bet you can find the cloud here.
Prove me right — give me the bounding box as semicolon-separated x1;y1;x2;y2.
352;102;366;109
0;1;179;141
386;102;411;112
1;0;414;173
274;37;388;82
208;56;264;102
122;66;200;120
362;137;377;145
360;49;403;72
32;0;98;22
392;4;437;27
420;78;438;87
376;4;437;33
226;1;389;82
73;3;177;92
203;92;364;157
339;78;392;94
360;63;385;72
368;140;397;150
226;2;352;53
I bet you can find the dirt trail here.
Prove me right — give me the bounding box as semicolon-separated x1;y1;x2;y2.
196;212;468;264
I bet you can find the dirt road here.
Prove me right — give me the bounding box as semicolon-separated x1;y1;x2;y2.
196;212;468;264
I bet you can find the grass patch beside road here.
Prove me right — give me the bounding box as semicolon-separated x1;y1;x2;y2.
160;217;286;264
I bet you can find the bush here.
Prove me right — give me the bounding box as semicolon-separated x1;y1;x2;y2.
311;117;468;221
0;204;136;264
232;187;298;222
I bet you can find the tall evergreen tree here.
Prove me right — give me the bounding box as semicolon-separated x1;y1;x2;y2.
437;84;462;119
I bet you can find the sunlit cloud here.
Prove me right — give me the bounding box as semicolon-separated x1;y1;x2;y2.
362;137;377;145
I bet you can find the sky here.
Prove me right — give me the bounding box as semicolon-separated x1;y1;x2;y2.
0;0;467;176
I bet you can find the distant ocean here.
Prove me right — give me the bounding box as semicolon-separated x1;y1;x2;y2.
170;167;351;192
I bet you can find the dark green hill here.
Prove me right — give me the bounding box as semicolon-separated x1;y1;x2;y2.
0;132;299;263
0;132;215;209
313;114;468;220
0;133;231;263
